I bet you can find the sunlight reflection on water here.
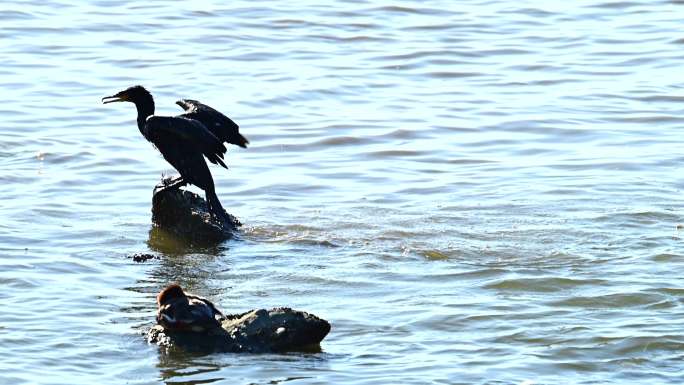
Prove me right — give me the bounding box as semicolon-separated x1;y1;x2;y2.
2;0;684;384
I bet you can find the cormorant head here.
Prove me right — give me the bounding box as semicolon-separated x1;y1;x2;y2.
157;283;187;306
102;85;152;104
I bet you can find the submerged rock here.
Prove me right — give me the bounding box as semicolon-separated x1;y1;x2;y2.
147;307;331;353
151;177;241;244
129;252;159;263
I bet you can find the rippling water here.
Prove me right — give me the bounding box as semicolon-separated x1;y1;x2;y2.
2;1;684;384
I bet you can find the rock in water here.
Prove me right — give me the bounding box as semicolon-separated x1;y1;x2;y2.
151;177;240;244
221;308;331;353
147;307;331;353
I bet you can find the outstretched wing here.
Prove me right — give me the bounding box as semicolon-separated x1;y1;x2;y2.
145;115;228;168
176;99;249;148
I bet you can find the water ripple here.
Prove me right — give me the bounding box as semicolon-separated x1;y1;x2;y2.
2;0;684;384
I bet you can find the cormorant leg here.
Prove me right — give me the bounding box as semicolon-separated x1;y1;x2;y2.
206;189;228;221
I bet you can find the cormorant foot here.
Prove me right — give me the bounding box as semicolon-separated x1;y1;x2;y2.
154;176;187;197
207;206;231;224
208;209;225;223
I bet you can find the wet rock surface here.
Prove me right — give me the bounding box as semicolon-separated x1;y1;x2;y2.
129;253;159;263
147;307;331;353
151;177;241;244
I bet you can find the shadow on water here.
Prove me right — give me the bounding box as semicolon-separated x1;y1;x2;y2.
156;352;224;385
147;226;231;256
155;351;322;385
143;227;237;297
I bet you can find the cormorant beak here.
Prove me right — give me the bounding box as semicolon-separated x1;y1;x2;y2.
102;94;127;104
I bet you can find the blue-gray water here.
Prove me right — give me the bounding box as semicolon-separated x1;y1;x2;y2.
2;1;684;384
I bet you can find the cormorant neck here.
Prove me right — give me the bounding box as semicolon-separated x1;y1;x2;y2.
134;95;155;133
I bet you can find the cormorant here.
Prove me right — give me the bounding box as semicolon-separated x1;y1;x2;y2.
102;85;248;220
156;284;224;332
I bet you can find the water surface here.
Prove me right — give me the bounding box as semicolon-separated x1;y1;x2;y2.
2;1;684;384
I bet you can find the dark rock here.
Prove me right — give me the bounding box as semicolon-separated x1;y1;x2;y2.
151;176;241;244
129;253;159;263
147;307;331;353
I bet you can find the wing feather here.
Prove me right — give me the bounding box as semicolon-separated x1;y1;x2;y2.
176;99;249;148
145;115;227;168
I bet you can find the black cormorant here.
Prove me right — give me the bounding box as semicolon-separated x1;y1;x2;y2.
102;85;247;220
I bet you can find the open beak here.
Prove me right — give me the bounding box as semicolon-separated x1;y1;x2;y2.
102;94;125;104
